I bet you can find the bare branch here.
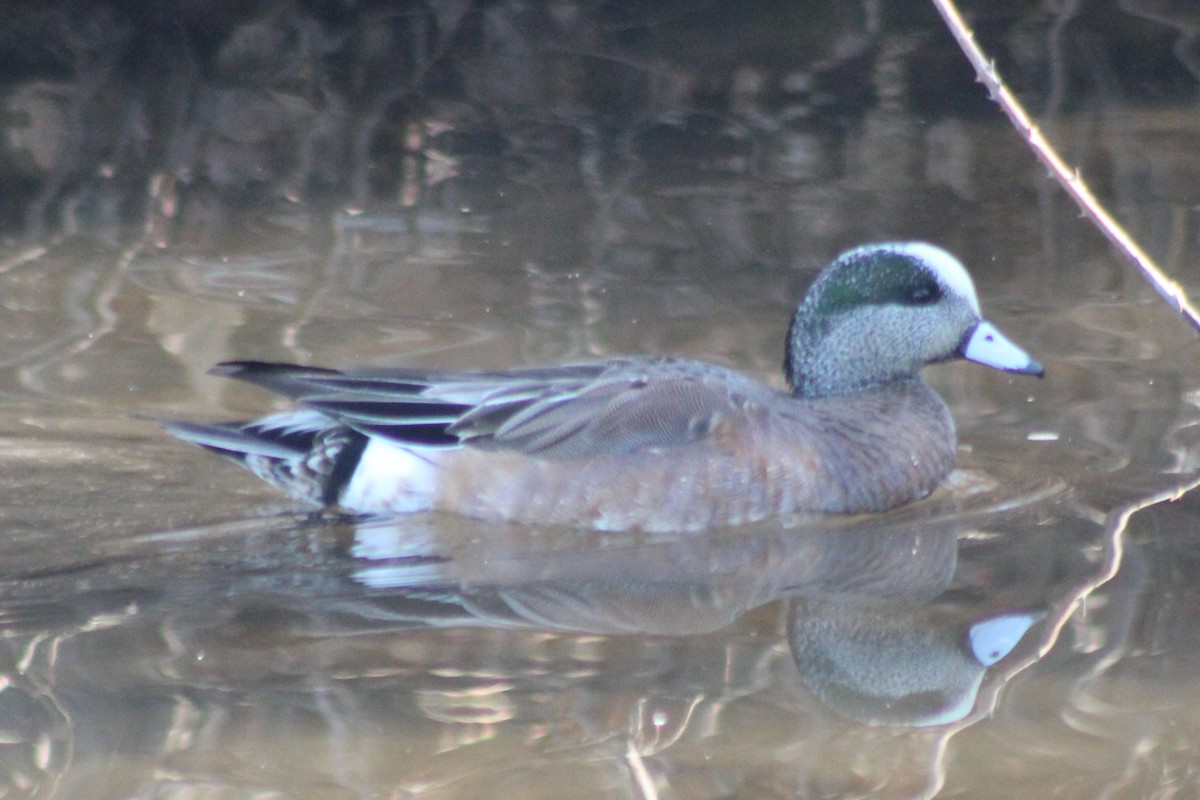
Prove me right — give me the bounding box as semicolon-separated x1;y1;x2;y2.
931;0;1200;335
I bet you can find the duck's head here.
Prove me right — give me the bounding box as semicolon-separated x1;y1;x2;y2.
786;242;1043;398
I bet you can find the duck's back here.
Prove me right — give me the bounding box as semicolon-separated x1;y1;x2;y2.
342;369;958;532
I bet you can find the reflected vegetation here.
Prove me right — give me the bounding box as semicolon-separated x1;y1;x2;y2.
1;1;1200;798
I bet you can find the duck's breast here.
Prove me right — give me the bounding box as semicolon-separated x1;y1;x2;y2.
430;381;955;530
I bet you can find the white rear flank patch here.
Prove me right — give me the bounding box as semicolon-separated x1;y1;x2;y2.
339;437;440;513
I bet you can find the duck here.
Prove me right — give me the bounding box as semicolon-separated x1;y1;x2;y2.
162;242;1043;532
789;596;1041;726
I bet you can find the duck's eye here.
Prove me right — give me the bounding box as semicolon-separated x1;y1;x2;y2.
908;284;940;304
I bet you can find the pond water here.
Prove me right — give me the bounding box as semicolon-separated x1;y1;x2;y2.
4;4;1200;799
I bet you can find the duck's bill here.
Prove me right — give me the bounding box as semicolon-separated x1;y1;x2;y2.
961;321;1044;376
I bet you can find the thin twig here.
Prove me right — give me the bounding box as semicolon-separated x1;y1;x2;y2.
925;470;1200;799
625;741;660;800
931;0;1200;335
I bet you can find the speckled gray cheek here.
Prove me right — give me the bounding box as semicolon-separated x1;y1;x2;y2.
832;308;930;391
788;296;977;398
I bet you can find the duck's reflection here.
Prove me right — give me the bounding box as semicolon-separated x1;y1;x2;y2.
789;596;1039;726
0;501;1071;797
333;512;1039;726
0;507;1045;740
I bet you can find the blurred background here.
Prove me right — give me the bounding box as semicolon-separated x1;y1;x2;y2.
2;2;1200;798
2;1;1197;255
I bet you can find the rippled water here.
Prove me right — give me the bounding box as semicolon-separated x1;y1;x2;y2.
2;204;1198;798
3;11;1200;799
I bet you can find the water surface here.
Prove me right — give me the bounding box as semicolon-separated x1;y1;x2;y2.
3;3;1200;799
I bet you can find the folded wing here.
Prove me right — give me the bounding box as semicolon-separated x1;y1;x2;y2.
213;358;759;460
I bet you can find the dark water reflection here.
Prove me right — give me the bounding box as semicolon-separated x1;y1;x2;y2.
0;477;1058;798
3;2;1200;798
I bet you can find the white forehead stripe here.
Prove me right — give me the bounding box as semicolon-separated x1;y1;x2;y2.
891;242;981;315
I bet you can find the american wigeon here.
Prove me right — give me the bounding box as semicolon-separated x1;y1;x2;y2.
163;242;1043;531
789;598;1041;726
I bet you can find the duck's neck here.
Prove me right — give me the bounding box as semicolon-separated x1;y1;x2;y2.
799;380;956;513
784;313;921;399
786;339;923;399
789;372;924;399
